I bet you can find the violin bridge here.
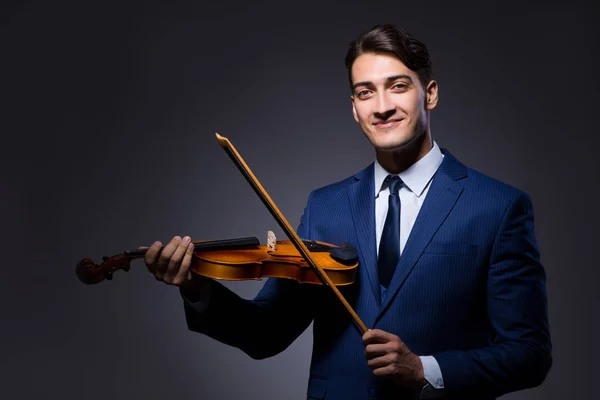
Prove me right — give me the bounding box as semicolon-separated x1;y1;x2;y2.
267;230;277;251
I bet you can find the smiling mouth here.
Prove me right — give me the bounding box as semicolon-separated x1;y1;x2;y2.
373;119;403;129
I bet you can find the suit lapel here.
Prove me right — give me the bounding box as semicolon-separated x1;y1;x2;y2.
348;164;382;306
377;150;468;319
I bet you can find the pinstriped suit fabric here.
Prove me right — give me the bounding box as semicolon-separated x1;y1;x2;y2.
182;149;551;400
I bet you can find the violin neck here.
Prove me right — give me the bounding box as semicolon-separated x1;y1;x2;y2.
124;236;260;258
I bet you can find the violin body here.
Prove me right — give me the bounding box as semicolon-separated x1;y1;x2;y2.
192;239;357;285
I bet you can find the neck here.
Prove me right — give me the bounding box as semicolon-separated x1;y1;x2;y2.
376;131;433;174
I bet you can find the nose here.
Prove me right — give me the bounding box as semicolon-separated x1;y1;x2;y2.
374;92;395;119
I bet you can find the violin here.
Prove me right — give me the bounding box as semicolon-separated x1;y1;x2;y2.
76;235;358;286
77;133;369;334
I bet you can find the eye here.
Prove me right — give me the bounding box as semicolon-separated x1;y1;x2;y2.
392;83;409;91
356;89;372;99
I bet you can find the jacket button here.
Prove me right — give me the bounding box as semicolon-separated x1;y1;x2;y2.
368;385;376;397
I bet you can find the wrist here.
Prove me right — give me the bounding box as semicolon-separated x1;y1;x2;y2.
415;354;428;386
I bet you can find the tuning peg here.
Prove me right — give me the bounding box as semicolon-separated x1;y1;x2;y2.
121;264;130;272
104;271;113;280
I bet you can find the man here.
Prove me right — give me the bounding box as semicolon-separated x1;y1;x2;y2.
144;24;552;399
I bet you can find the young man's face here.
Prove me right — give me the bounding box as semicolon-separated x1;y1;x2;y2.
350;52;437;154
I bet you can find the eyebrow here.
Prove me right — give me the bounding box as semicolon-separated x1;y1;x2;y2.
352;74;414;92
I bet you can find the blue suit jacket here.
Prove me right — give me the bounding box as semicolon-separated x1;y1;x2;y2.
183;149;552;399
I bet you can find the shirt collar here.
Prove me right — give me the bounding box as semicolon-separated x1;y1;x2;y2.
374;140;444;198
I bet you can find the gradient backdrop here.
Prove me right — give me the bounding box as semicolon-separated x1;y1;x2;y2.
2;0;598;399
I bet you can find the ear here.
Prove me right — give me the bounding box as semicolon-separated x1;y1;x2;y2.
351;96;359;123
425;80;439;110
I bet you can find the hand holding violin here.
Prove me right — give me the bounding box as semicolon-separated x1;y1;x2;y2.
144;235;195;287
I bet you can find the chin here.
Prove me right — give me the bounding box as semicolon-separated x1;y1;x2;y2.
371;135;414;152
372;127;428;152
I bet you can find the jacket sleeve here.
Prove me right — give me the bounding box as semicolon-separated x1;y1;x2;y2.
433;191;552;397
181;193;321;360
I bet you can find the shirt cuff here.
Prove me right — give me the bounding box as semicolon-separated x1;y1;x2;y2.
419;355;444;389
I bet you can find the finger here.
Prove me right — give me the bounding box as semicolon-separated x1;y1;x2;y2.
144;241;163;272
372;364;397;378
367;353;396;370
164;236;191;283
156;236;182;279
364;343;389;360
172;241;195;286
362;329;392;345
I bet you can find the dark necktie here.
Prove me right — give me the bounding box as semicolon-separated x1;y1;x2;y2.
378;175;403;289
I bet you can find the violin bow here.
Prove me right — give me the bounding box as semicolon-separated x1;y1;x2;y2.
215;133;368;334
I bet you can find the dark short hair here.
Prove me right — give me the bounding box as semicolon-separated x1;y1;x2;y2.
345;24;434;92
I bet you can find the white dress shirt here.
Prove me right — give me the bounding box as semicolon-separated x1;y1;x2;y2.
373;140;445;391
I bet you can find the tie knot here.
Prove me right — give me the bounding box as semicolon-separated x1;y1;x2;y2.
382;175;403;195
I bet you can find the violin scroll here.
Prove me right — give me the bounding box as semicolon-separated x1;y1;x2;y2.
76;254;133;285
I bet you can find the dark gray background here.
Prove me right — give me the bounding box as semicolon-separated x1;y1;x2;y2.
1;0;598;399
